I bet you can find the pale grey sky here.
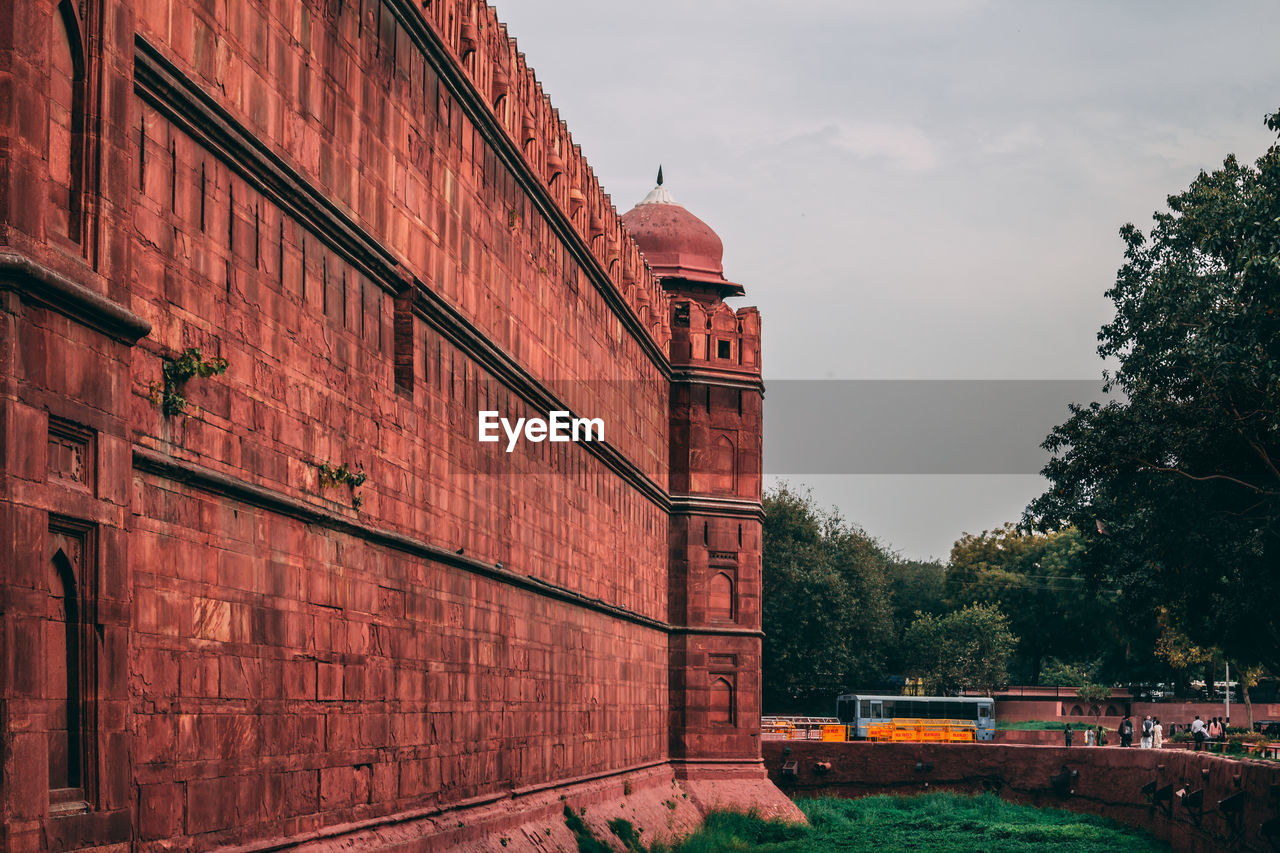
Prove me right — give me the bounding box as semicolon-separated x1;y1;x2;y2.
493;0;1280;559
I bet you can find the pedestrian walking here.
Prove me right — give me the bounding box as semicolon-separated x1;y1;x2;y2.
1152;718;1163;749
1192;715;1206;751
1119;714;1134;748
1064;723;1074;747
1141;715;1154;749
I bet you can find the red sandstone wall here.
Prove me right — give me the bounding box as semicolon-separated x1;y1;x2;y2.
1132;702;1280;725
665;294;767;764
766;741;1280;853
132;0;672;453
997;698;1280;726
129;103;670;619
128;478;669;846
0;0;793;850
122;0;678;844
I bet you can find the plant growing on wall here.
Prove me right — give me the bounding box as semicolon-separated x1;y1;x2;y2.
318;461;367;510
150;348;229;417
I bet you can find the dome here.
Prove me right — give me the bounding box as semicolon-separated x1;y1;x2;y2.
621;170;744;298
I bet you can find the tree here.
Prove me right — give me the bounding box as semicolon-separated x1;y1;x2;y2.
945;526;1124;684
887;559;948;628
1152;607;1214;681
1076;684;1113;726
1026;110;1280;676
1039;658;1102;688
1237;663;1266;730
761;484;895;713
901;603;1017;696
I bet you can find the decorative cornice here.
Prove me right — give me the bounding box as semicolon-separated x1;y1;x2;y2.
670;368;766;392
134;446;670;633
669;625;765;639
668;496;765;520
0;251;151;344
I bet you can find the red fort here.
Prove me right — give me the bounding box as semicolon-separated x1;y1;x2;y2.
0;0;799;850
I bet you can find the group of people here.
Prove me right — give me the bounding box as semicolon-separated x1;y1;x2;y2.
1064;713;1232;750
1062;722;1115;747
1187;715;1231;750
1115;714;1163;748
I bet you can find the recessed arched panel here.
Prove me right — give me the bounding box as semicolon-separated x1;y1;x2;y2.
709;676;734;727
708;571;734;623
47;548;82;792
49;0;86;242
711;434;735;493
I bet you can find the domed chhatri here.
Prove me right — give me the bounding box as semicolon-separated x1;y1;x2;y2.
621;168;745;301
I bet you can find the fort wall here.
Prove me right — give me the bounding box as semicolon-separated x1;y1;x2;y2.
0;0;797;850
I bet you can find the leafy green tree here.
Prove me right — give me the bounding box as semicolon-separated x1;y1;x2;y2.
901;603;1017;696
1075;684;1113;725
946;526;1125;684
1039;658;1102;688
762;484;895;713
1026;110;1280;675
887;559;948;628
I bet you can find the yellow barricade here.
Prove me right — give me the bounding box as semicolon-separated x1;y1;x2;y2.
867;718;976;743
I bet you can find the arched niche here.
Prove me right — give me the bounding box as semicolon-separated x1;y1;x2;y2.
49;0;87;243
707;570;734;623
709;676;734;727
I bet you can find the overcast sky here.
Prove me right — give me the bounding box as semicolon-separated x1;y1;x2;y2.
493;0;1280;560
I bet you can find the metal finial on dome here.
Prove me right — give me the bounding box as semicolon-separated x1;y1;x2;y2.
636;166;676;206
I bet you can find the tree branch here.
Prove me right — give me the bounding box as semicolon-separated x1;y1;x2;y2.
1131;459;1280;495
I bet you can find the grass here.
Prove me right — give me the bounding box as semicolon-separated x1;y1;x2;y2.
639;793;1167;853
997;719;1079;730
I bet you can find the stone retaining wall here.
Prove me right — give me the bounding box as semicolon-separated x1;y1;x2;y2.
765;741;1280;853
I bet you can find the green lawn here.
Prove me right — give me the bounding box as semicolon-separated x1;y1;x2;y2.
640;793;1167;853
997;719;1076;730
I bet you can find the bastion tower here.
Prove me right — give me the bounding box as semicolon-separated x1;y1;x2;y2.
623;173;769;795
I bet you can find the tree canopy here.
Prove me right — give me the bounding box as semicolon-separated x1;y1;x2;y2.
1026;110;1280;675
945;526;1127;684
761;484;894;712
900;603;1017;696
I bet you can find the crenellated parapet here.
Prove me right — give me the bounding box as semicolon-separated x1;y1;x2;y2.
669;301;762;376
421;0;671;351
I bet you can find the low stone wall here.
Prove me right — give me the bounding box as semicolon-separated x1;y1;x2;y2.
764;741;1280;853
995;728;1139;745
1132;703;1280;727
995;729;1069;745
996;698;1280;726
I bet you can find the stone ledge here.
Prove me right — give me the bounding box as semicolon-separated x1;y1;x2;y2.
133;445;669;633
0;250;151;344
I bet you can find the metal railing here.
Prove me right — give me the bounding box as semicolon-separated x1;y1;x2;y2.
761;716;845;741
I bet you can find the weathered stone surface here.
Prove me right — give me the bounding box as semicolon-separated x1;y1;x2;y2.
0;0;796;849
